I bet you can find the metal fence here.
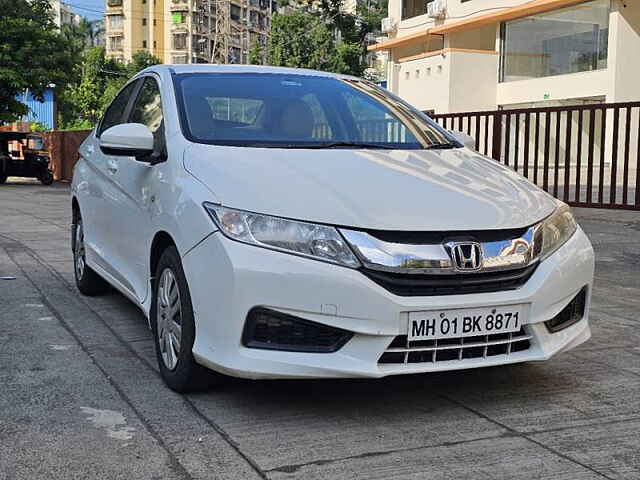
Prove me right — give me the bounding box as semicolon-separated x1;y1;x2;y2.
432;102;640;211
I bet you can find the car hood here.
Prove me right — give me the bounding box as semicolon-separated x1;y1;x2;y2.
184;145;557;231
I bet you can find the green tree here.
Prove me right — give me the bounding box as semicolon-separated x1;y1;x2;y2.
59;48;161;129
266;0;386;77
58;47;120;127
0;0;75;124
249;42;264;65
267;12;339;72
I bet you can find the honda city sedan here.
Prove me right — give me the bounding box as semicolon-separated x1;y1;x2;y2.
71;65;594;392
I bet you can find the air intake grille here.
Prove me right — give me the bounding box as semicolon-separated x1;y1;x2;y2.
379;327;531;364
243;308;353;353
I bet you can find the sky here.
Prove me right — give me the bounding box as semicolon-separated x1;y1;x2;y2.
66;0;104;21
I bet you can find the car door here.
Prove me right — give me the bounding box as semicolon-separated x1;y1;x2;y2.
80;80;141;286
108;75;166;303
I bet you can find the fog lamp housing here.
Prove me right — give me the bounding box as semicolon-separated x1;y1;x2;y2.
545;287;587;333
242;308;353;353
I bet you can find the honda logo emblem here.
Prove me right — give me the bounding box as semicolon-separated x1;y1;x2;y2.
446;241;483;271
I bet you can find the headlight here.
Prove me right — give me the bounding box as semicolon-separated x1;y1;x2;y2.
537;203;577;261
204;203;360;268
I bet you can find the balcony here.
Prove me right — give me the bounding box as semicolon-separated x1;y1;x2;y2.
171;22;189;33
106;0;123;14
170;0;190;11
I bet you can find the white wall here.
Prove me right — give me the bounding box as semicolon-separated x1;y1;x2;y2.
397;53;452;112
608;0;640;102
396;49;498;113
497;70;610;107
449;51;499;112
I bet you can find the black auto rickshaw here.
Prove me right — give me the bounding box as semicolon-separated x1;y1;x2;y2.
0;131;54;185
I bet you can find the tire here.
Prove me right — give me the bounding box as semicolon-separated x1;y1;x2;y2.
151;246;225;393
72;213;110;296
40;171;54;185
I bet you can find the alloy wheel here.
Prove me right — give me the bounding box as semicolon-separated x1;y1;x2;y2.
74;221;86;280
157;268;183;371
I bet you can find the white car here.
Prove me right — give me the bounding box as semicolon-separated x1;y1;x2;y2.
72;65;594;392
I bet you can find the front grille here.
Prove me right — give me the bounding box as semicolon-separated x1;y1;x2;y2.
242;307;353;353
362;264;537;297
363;227;530;245
379;327;532;364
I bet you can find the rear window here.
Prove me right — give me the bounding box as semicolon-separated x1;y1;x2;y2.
173;73;451;149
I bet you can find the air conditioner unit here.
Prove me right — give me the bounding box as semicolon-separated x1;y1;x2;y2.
427;0;446;19
381;17;396;34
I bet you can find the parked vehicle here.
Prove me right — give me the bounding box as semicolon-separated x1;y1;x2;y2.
0;132;54;185
71;65;594;392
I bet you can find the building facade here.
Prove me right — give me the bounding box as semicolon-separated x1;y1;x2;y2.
369;0;640;113
105;0;273;64
51;0;81;27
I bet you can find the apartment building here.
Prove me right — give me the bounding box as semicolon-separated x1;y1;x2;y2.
51;0;81;27
105;0;273;64
369;0;640;114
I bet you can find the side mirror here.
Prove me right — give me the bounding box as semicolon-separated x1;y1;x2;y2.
100;123;155;161
448;130;476;150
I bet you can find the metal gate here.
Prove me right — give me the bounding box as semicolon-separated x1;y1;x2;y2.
432;102;640;211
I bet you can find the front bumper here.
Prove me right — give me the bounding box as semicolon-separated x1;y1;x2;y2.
183;227;594;379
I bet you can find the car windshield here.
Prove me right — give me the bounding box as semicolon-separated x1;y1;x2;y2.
173;72;454;149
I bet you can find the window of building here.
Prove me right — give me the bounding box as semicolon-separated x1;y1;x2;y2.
107;0;123;6
109;35;123;51
142;18;147;26
173;33;187;50
154;40;157;48
142;40;147;48
402;0;434;20
108;14;123;29
230;46;242;63
153;19;157;26
500;0;609;83
231;4;241;21
172;54;188;63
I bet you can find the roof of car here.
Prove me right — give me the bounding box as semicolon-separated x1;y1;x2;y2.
141;64;358;80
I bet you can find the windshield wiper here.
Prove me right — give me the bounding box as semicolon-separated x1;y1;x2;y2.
277;141;398;150
425;142;459;150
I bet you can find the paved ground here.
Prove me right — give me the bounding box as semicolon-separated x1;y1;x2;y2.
1;179;639;480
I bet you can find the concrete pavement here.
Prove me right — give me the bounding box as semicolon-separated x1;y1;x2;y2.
0;179;639;480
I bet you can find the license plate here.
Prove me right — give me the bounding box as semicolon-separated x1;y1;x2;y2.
408;305;527;341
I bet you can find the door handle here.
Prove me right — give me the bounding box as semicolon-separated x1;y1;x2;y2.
106;159;118;174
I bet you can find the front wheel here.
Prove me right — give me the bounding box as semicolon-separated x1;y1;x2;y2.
150;246;225;392
72;214;109;296
40;170;54;185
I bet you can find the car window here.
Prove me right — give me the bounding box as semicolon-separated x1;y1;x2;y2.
207;97;263;125
99;80;139;136
301;93;334;140
341;90;419;144
130;77;164;135
174;73;451;149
